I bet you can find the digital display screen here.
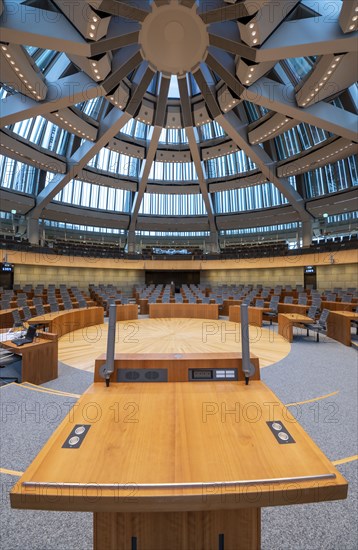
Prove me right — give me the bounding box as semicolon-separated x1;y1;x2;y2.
1;263;13;272
304;265;316;274
191;369;213;379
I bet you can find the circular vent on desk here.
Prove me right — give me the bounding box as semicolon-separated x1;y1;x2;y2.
125;371;140;380
145;371;160;380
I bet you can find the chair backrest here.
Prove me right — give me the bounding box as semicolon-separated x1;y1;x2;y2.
284;296;293;304
50;302;59;312
298;296;307;305
78;300;87;308
22;306;32;320
341;294;352;303
33;297;43;306
311;298;321;309
35;304;45;316
1;300;11;310
255;299;265;308
326;293;336;302
307;306;317;319
63;301;73;310
319;309;330;327
12;309;23;325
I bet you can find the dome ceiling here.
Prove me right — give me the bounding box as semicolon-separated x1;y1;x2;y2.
0;0;357;243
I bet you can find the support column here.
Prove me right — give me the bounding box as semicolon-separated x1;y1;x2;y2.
27;217;40;245
127;230;136;254
207;230;220;254
301;219;313;247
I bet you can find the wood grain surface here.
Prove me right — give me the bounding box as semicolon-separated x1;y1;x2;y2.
58;318;290;372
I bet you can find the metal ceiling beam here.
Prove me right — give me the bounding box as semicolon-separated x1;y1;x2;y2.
192;68;222;120
216;111;313;222
198;1;252;24
208;22;257;61
178;76;217;232
27;107;132;219
101;45;143;94
125;62;156;117
219;114;312;223
178;75;194;127
89;19;141;56
88;0;151;22
205;47;245;98
256;16;358;62
243;77;358;141
0;0;91;56
179;0;197;7
186;126;217;231
129;76;170;232
0;73;102;127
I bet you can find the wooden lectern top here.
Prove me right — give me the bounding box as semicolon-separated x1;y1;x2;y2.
11;381;347;514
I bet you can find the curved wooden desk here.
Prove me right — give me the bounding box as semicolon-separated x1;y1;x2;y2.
149;303;219;319
28;307;104;337
11;381;347;550
229;305;272;327
326;310;358;346
1;332;58;384
115;304;138;321
278;313;314;342
321;301;356;312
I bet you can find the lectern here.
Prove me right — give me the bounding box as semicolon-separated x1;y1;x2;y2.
11;380;347;550
10;306;348;549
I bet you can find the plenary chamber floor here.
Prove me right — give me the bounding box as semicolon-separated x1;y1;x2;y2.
58;318;291;372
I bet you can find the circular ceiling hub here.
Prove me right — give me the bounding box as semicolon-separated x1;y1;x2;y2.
139;3;208;75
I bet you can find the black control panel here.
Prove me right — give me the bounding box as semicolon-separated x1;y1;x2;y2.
189;368;238;381
62;424;91;449
267;421;295;444
117;369;168;383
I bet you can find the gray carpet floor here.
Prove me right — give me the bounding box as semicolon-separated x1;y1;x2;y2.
0;321;357;550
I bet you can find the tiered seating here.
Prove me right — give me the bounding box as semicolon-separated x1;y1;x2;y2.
1;233;357;260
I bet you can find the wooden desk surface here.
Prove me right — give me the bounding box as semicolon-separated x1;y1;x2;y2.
2;336;55;352
280;314;313;323
11;381;347;513
329;311;358;319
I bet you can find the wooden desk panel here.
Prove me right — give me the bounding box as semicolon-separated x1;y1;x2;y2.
115;304;138;322
278;303;309;315
11;381;347;549
2;332;58;384
321;301;356;312
0;308;17;329
138;298;149;314
222;299;242;316
94;352;261;383
28;307;104;337
229;305;270;327
149;303;219;319
278;314;313;343
326;311;358;346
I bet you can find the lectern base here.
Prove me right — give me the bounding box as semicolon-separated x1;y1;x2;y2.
94;509;261;550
